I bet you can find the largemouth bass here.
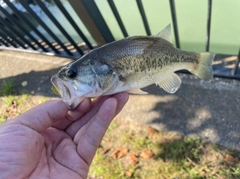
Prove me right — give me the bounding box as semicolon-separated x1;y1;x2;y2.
51;24;215;109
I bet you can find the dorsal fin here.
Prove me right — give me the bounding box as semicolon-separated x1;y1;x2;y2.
156;24;171;42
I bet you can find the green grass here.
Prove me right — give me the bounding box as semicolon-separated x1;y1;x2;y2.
107;122;118;132
90;152;125;179
0;117;5;124
120;133;153;150
156;137;202;163
89;120;240;179
0;94;50;124
0;80;16;96
0;81;51;123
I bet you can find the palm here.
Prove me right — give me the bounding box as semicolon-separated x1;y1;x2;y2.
33;128;85;179
0;93;128;179
1;126;83;178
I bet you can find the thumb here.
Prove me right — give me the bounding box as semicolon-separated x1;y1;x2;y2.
11;100;68;133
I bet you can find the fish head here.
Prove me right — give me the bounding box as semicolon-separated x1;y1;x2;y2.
51;61;96;109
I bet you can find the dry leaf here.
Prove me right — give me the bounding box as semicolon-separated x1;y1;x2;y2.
12;100;17;108
5;100;18;120
111;147;128;159
125;169;133;177
147;126;158;139
224;154;236;162
140;149;153;159
101;147;111;155
8;108;17;115
129;153;139;166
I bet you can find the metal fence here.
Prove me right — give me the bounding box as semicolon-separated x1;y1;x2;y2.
0;0;239;79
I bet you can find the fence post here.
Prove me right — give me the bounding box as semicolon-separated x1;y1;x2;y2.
68;0;114;46
169;0;180;49
233;48;240;75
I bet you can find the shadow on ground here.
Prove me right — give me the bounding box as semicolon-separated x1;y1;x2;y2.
148;78;240;148
118;75;240;150
0;68;60;97
0;49;72;97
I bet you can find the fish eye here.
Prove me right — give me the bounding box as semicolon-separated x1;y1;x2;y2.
66;67;77;79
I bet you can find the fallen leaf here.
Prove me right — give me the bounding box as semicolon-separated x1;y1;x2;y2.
147;126;158;139
12;100;17;108
125;169;133;177
101;147;111;155
224;154;237;162
129;153;139;166
5;100;19;120
111;147;128;159
140;149;153;159
8;108;17;115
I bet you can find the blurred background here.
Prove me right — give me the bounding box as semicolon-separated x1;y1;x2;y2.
0;0;239;53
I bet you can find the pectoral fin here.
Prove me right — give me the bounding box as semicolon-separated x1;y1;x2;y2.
156;73;181;93
128;88;148;95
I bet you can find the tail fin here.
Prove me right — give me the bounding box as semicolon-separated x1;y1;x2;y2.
190;52;215;81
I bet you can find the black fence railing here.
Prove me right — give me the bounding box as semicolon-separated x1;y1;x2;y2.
107;0;128;38
0;0;239;79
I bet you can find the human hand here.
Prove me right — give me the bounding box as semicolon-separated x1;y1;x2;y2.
0;92;128;179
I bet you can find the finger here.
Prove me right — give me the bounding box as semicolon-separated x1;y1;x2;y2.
52;98;92;130
77;98;117;166
73;92;129;143
65;95;111;137
111;92;129;115
66;92;129;138
11;100;68;133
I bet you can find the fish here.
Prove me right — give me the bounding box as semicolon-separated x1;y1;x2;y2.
51;24;215;109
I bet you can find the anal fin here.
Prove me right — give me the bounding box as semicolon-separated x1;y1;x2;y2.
156;73;182;94
128;88;148;95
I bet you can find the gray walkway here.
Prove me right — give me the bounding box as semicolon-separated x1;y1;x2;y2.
1;50;240;150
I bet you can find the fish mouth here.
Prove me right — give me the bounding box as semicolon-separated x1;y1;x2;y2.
51;75;76;109
51;75;71;99
51;75;85;109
